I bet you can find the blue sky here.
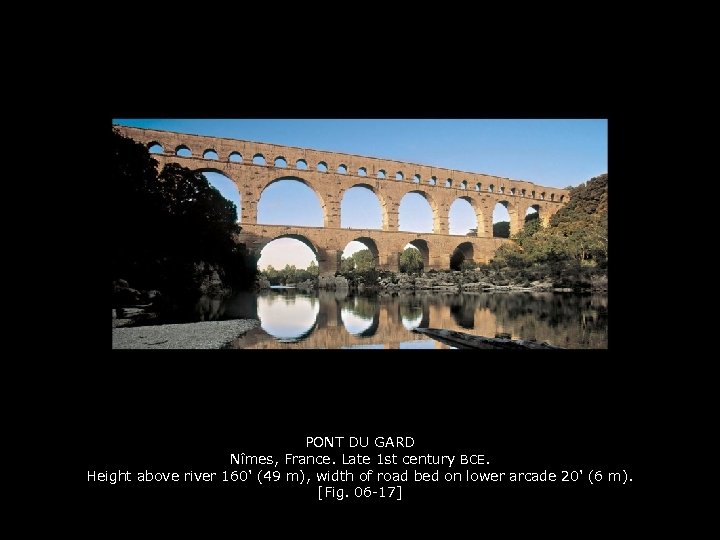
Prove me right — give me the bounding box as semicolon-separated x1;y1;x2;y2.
114;119;607;269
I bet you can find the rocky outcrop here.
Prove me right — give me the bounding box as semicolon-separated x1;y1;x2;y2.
113;279;142;306
367;270;605;293
318;275;349;290
257;277;271;290
198;267;228;297
295;279;317;292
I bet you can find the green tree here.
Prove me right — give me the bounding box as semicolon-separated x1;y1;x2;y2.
490;173;608;275
111;127;256;302
341;256;355;273
352;249;375;272
400;248;423;273
283;264;297;284
493;221;510;238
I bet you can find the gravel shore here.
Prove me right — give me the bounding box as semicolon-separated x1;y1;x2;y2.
112;319;260;349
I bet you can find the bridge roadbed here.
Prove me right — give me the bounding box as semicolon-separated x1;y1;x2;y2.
412;328;563;349
112;319;260;349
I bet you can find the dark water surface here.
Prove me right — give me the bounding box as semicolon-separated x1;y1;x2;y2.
193;289;607;349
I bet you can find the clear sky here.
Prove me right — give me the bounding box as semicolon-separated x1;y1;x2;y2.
113;119;607;269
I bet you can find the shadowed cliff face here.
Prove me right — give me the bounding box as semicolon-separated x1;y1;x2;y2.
217;290;607;349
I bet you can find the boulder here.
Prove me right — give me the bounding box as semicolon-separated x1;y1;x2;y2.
257;278;271;289
113;284;141;306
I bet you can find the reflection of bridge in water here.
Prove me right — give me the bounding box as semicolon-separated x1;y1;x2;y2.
222;290;608;349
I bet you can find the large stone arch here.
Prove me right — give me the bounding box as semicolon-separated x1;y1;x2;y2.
258;175;329;227
399;189;441;233
493;198;522;236
259;233;320;258
339;183;388;229
450;195;486;237
450;241;475;270
192;166;237;179
191;167;242;221
344;236;381;267
406;239;430;269
526;201;556;227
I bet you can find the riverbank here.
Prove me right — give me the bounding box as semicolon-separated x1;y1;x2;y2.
265;269;608;294
112;319;260;349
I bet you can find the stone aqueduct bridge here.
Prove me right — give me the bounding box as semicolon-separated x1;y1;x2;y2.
117;126;570;274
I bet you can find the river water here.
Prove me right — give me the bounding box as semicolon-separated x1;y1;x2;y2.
193;288;607;349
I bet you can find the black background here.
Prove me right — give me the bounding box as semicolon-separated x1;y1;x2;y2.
94;44;636;531
85;357;636;531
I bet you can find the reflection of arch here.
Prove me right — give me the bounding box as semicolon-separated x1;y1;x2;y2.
340;183;387;229
340;297;381;337
356;314;380;337
259;175;327;224
419;303;430;328
400;300;430;330
290;321;318;341
450;297;475;329
315;291;344;328
256;290;320;342
450;241;474;270
399;189;439;232
407;239;430;268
